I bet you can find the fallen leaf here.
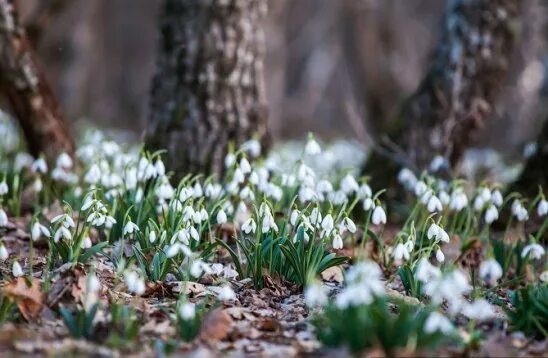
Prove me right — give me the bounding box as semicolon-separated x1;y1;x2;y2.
4;277;44;320
199;308;233;343
321;266;344;283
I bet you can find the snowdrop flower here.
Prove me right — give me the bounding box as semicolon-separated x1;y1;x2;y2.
414;181;428;197
342;217;356;233
357;183;372;199
154;159;166;176
81;236;92;249
179;302;196;320
239;158;251;174
538;199;548;217
462;299;495;321
450;190;468;211
31;158;48;174
480;187;491;202
363;197;374;211
398;168;417;189
192;182;203;198
427;195;443;213
305;136;322;155
190;259;212;278
54;226;72;242
31;221;50;241
149;231;157;244
241;139;261;158
316;180;333;194
540;271;548;283
512;200;529;221
56;152;73;169
0;208;8;227
415;258;441;283
124;271;146;295
0;245;8;261
216;209;227;225
123;221;139;236
332;234;343;250
290;209;300;226
473;196;485;211
479;259;502;286
427;223;450;243
84;164;101;184
424;312;453;334
521;243;545;260
12;261;23;277
438;190;450;206
0;181;8;196
225;153;236;168
392;243;410;263
371;206;387;225
435;248;445;263
241;218;257;234
304;281;328;307
484;205;499;224
321;214;334;232
491;190;503;207
217;285;236;301
340;174;359;194
429;155;446;172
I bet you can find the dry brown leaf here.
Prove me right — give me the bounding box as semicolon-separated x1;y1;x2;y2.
199;308;233;343
4;277;45;320
321;266;344;283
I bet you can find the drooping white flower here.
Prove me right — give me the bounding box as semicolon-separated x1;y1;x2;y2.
304;281;328;307
491;190;503;207
56;152;73;169
414;181;428;197
462;299;495;321
124;271;146;295
371;206;387;225
342;217;356;233
363;197;375;211
484;205;499;224
435;248;445;263
438;190;450;206
398;168;417;189
0;245;8;261
521;243;545;260
290;209;300;226
241;139;261;158
154;159;166;176
305;136;322;155
479;259;503;286
512;200;529;221
239;158;251;174
0;208;8;227
450;190;468;212
54;226;72;242
241;218;257;234
332;234;343;250
81;236;92;249
31;221;50;241
123;221;139;236
0;181;8;196
540;270;548;283
84;164;102;184
424;311;453;334
224;153;236;168
427;223;449;243
31;158;48;174
149;231;157;244
321;214;334;232
340;174;359;194
427;195;443;213
12;261;23;277
429;155;446;172
216;209;227;225
392;243;410;263
217;285;236;301
415;258;441;283
538;199;548;217
179;302;196;320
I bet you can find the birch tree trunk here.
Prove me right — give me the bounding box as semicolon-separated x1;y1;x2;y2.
146;0;269;177
0;0;74;160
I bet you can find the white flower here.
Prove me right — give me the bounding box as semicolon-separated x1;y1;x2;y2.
479;259;503;286
538;199;548;217
438;191;450;206
414;181;428;197
81;237;92;249
56;153;73;169
31;158;48;174
124;271;146;295
342;217;356;233
484;205;499;224
521;243;545;260
154;159;166;176
427;195;443;213
340;174;359;194
450;190;468;211
290;210;300;226
179;302;196;320
217;285;236;301
332;234;343;250
392;243;410;263
363;198;375;211
0;208;8;227
398;168;417;189
54;226;72;242
491;190;503;207
371;206;386;225
0;181;8;196
304;282;328;307
149;231;157;244
473;196;485;211
84;164;102;184
321;214;334;232
216;209;227;225
415;258;441;283
242;218;257;234
429;155;446;172
12;261;23;277
480;187;491;202
123;221;139;236
424;312;453;334
462;299;495;321
541;271;548;283
0;245;8;261
31;222;50;241
305;136;321;155
512;200;529;221
225;153;236;168
427;223;449;243
435;249;445;263
239;158;251;174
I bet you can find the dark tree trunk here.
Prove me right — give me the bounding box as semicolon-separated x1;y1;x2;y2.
0;0;74;161
146;0;269;177
511;118;548;195
365;0;522;184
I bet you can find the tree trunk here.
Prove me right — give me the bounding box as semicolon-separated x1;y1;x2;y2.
366;0;522;184
0;0;74;161
146;0;269;177
511;118;548;195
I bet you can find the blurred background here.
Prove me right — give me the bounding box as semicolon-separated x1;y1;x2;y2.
17;0;548;156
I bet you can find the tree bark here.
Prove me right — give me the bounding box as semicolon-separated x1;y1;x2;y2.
0;0;74;160
511;118;548;195
146;0;269;177
366;0;522;182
